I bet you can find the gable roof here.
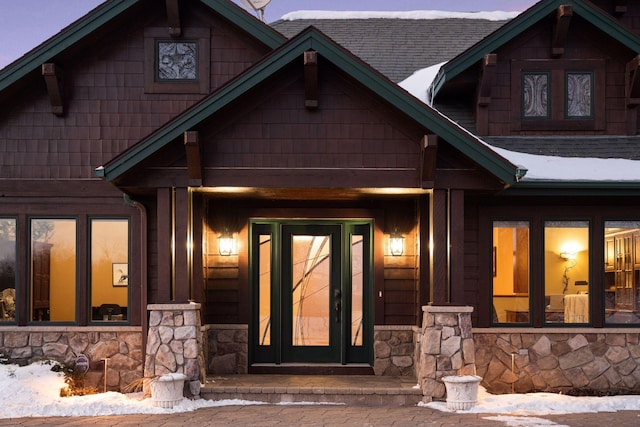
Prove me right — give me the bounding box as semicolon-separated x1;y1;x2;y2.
271;14;511;83
96;26;521;186
430;0;640;98
0;0;285;93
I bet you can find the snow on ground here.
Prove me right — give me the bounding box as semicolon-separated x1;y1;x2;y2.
1;361;639;419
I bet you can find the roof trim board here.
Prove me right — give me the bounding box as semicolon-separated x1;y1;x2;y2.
0;0;286;93
97;27;520;185
431;0;640;97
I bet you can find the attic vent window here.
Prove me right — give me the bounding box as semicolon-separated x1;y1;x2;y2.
157;41;198;81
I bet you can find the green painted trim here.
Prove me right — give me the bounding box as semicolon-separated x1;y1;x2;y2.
199;0;286;49
0;0;139;92
432;0;640;98
101;28;520;185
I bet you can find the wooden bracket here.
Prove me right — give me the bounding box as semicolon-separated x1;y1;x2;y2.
421;134;438;188
552;5;572;57
41;63;64;116
477;53;497;106
184;131;202;186
304;51;318;110
615;0;627;15
626;54;640;107
166;0;181;37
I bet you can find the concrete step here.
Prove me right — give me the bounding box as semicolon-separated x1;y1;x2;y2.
201;374;423;406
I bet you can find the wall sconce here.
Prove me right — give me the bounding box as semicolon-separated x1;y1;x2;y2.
560;251;577;261
389;229;405;256
218;231;236;256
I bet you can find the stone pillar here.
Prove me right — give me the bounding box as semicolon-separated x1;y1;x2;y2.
418;305;476;402
144;302;205;398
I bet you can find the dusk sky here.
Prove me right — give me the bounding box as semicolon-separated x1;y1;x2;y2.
0;0;538;69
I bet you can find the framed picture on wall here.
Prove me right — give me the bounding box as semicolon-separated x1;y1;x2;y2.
112;263;128;287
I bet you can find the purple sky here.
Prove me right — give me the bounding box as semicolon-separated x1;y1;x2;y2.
0;0;538;69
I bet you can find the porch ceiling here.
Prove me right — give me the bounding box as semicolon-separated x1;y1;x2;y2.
196;187;430;200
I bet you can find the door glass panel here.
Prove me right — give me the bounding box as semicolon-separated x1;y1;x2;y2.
291;235;330;346
544;221;590;324
351;235;363;346
492;221;530;324
259;234;271;345
31;218;76;322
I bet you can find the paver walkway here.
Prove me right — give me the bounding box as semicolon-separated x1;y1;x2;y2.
1;405;639;426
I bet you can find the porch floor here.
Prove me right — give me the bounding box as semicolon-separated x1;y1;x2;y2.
201;374;423;406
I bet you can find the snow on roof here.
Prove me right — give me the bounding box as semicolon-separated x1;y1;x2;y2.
280;10;520;21
399;63;640;183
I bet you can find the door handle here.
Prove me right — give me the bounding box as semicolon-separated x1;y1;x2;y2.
334;300;341;323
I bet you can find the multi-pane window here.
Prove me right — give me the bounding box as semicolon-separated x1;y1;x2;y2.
90;219;129;322
604;221;640;325
492;221;530;324
544;221;590;324
30;219;77;322
0;219;16;322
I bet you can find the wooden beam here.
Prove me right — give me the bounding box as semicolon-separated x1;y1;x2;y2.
304;50;318;110
449;190;464;305
477;53;497;106
552;5;573;57
173;187;190;303
156;188;172;303
166;0;181;37
184;131;202;187
41;63;64;116
421;134;438;188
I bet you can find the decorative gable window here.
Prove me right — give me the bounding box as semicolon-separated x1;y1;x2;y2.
523;72;549;118
566;72;593;118
512;60;603;131
144;28;210;94
156;40;198;81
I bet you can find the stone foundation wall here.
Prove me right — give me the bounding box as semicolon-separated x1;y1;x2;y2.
474;328;640;394
205;324;248;375
373;325;418;376
204;324;418;376
0;326;143;392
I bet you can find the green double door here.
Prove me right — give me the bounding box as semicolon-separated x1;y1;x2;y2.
251;221;372;365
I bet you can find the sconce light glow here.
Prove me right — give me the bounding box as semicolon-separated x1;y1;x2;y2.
560;242;580;260
389;230;405;256
218;232;236;256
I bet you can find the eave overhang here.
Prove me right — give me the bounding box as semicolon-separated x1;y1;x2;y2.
431;0;640;98
96;27;521;186
0;0;286;94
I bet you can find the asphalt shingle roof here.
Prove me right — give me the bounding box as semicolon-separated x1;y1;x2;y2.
271;18;508;83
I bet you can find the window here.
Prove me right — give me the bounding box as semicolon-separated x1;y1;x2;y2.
30;219;77;322
512;60;604;131
90;219;129;322
156;40;198;81
566;72;593;118
492;221;530;324
544;221;590;324
0;219;16;322
144;28;210;94
604;221;640;325
523;73;549;118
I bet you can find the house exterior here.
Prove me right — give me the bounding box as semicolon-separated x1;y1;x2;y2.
2;0;640;398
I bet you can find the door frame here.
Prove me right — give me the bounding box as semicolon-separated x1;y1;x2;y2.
249;219;373;367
